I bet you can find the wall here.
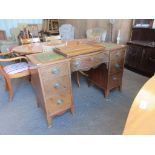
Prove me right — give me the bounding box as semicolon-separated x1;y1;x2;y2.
59;19;132;43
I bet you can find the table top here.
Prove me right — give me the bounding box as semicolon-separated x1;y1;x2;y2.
12;40;66;55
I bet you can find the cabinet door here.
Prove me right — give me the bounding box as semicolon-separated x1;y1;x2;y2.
125;45;143;69
141;48;155;74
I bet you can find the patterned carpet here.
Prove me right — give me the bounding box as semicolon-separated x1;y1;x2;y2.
0;69;148;135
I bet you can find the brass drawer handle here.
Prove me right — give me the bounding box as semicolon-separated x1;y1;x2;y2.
112;76;117;81
115;63;120;69
57;99;64;105
51;67;60;74
53;83;61;89
74;60;81;67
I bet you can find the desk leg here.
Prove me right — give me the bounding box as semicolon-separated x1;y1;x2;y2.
104;89;109;97
46;115;52;128
70;104;74;114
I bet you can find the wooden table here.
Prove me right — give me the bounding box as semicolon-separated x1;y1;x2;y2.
26;40;126;127
12;40;66;55
123;75;155;134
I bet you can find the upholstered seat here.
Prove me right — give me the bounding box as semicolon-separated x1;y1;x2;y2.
4;62;28;75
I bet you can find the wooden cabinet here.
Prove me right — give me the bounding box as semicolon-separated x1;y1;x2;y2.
125;20;155;76
87;47;126;97
125;44;155;77
42;19;59;34
27;54;74;127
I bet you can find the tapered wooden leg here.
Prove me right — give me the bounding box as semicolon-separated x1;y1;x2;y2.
46;116;52;128
5;77;13;102
4;78;9;91
70;104;74;114
76;71;80;87
104;89;109;98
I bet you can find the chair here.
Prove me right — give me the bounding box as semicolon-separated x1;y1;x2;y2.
0;51;30;101
86;28;107;42
44;35;61;42
59;24;75;40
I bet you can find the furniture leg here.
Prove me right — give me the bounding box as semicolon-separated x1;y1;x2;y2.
70;104;74;114
46;115;52;128
6;78;13;102
104;89;109;97
4;77;9;91
76;71;80;87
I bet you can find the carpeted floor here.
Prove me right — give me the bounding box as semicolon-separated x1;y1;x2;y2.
0;69;148;135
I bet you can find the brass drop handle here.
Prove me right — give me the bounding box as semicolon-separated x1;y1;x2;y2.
115;63;120;69
112;76;117;81
74;60;81;67
57;99;64;105
52;67;60;74
53;83;61;89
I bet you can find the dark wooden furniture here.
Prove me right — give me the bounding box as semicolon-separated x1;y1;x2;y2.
125;19;155;77
27;52;74;127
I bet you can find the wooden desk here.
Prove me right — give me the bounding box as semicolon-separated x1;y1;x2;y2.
26;40;126;127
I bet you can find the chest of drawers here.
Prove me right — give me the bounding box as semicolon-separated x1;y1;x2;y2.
28;54;74;128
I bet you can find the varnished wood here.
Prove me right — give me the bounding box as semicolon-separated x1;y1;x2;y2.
123;75;155;135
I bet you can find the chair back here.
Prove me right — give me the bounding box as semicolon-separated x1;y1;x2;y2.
59;24;74;40
86;28;107;42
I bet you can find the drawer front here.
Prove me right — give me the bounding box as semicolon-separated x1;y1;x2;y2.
46;93;72;115
109;73;122;89
71;51;109;71
39;62;69;80
110;60;124;74
42;75;71;99
110;49;125;74
110;49;125;62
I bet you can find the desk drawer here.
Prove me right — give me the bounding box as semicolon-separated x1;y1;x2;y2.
39;62;69;80
42;75;71;99
46;93;72;115
71;51;109;71
110;49;125;74
110;49;125;61
109;73;122;89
